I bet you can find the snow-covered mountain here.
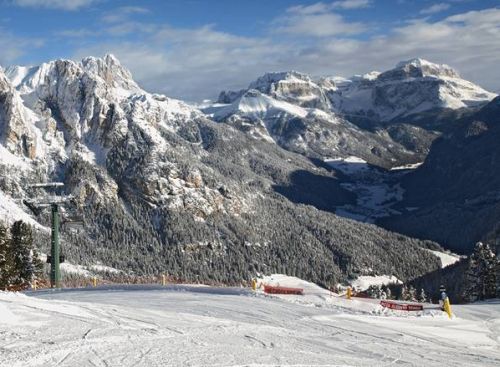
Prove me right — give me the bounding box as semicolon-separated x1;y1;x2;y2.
215;59;495;123
0;54;443;285
335;58;496;121
206;58;495;170
1;54;211;214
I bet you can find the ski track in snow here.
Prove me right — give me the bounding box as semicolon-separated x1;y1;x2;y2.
0;280;499;367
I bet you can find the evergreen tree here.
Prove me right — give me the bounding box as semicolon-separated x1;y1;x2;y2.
496;254;500;298
0;223;11;289
408;286;417;302
418;288;427;303
400;285;409;301
10;221;43;288
462;242;498;302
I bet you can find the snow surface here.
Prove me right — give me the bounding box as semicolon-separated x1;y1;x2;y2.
350;275;402;291
0;191;45;229
57;261;120;277
0;146;30;168
325;156;369;175
214;90;308;121
390;162;423;171
429;250;461;268
1;275;499;366
329;59;497;121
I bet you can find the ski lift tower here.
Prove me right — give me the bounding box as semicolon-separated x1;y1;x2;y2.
23;182;78;289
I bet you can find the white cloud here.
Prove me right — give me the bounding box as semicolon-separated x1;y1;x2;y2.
12;0;97;10
276;12;366;37
287;0;371;15
73;25;287;101
286;3;334;15
63;7;500;101
101;6;150;24
277;3;367;37
420;3;451;15
0;28;43;66
331;0;372;10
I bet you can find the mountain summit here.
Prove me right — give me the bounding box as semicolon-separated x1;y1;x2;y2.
337;59;495;120
393;58;460;79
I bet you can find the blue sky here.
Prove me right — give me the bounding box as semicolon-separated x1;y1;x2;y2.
1;0;499;100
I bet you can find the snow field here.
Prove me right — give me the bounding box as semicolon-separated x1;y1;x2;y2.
349;275;402;291
0;276;499;366
428;250;461;268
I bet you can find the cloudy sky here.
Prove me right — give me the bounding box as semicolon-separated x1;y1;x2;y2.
0;0;499;101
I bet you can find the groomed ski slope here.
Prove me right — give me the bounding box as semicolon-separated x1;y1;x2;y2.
0;275;499;367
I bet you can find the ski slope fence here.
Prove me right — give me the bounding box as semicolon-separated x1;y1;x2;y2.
380;300;424;311
263;284;304;295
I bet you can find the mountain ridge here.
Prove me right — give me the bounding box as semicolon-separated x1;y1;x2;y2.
215;58;496;122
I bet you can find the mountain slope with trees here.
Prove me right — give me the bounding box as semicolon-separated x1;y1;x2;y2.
381;97;500;253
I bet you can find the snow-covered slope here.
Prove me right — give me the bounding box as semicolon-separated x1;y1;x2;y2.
350;275;402;291
1;283;499;366
214;89;309;121
429;250;461;268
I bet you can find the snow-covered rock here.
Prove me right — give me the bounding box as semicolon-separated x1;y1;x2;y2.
215;59;496;125
214;89;309;121
0;54;248;236
247;71;332;110
209;80;428;169
336;58;496;121
208;58;495;169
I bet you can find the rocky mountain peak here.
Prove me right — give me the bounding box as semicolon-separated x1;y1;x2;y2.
0;68;37;159
81;54;139;93
248;71;312;92
5;55;139;98
337;58;495;120
384;58;460;80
